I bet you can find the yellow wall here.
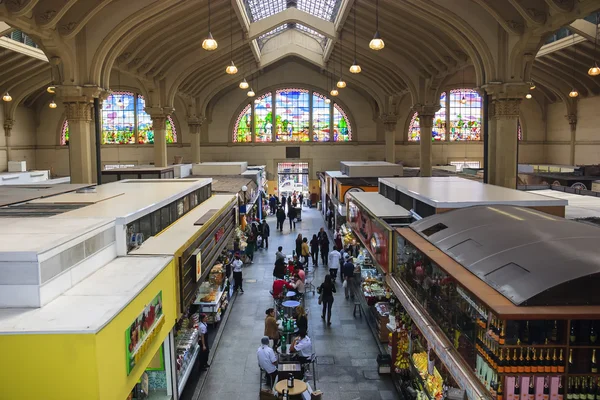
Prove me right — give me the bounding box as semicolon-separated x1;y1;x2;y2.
0;260;177;400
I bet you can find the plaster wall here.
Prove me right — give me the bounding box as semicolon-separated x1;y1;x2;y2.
0;104;37;172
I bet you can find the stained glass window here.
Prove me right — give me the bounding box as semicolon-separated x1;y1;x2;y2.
333;103;351;141
60;91;177;145
233;104;252;143
449;89;481;141
312;92;330;142
254;93;273;142
408;92;446;142
276;89;310;142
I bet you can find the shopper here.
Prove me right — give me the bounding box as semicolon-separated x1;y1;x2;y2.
264;308;280;351
198;313;210;370
290;330;312;363
287;196;292;212
273;258;286;280
299;192;304;207
342;254;355;300
318;274;336;325
326;208;333;230
232;253;244;294
269;195;277;215
310;234;319;267
295;305;308;332
301;237;310;265
295;233;303;257
288;205;297;230
245;232;256;263
328;246;341;282
281;194;287;212
261;219;270;249
272;278;293;299
291;273;305;294
334;228;343;250
276;207;286;232
318;228;329;266
257;336;278;387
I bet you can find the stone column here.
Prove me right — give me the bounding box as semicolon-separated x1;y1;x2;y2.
487;100;497;185
567;114;577;166
64;101;94;183
3;119;13;164
382;114;397;164
146;107;174;168
413;105;438;177
188;116;206;164
492;99;521;189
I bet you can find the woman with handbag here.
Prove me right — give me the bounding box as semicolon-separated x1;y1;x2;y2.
317;274;336;326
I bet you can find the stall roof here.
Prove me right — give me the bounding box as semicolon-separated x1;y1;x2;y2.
531;189;600;219
0;183;94;207
380;177;567;208
410;205;600;308
334;177;379;186
0;255;172;334
130;194;237;256
324;171;347;178
192;175;254;194
348;192;411;218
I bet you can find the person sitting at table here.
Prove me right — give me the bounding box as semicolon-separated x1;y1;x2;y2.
257;336;278;387
273;258;286;280
290;273;305;295
272;278;293;299
264;308;280;350
286;259;296;276
290;330;312;364
294;305;308;333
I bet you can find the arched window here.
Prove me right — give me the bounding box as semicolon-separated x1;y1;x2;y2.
408;92;446;142
60;91;177;145
232;87;352;143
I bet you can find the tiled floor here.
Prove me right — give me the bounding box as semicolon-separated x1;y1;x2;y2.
197;207;397;400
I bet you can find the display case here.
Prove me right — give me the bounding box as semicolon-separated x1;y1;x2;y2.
194;264;228;324
174;314;200;397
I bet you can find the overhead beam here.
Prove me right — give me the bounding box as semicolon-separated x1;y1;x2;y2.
0;37;48;62
233;0;251;33
568;19;598;42
323;0;354;63
260;42;324;69
247;7;336;40
536;32;587;57
0;22;14;36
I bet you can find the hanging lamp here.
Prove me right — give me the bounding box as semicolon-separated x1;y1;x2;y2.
529;82;536;90
239;36;249;89
569;33;579;98
588;13;600;76
525;93;532;99
254;74;260;103
247;74;255;97
337;32;346;88
225;3;238;74
116;68;123;107
460;68;467;104
324;72;331;104
2;92;12;102
49;99;58;108
47;67;56;93
369;0;385;50
202;0;218;51
349;4;361;74
330;67;339;97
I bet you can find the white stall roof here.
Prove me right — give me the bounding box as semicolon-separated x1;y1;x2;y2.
347;192;411;218
31;178;211;225
131;194;236;256
0;255;172;334
379;177;568;208
531;190;600;219
324;171;347;178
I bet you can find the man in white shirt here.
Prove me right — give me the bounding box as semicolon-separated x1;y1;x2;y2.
257;336;278;386
290;330;312;364
327;246;341;282
232;253;244;294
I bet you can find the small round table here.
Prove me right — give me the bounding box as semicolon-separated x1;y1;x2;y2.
281;300;301;318
275;379;308;397
285;291;296;298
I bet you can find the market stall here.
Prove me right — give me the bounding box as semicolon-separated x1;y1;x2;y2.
391;205;600;400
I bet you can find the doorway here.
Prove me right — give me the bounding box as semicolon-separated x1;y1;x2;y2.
277;162;309;196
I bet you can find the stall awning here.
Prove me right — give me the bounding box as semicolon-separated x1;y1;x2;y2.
410;205;600;307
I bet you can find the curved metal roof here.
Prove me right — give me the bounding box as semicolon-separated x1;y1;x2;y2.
410;205;600;306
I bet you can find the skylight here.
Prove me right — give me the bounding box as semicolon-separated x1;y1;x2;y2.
245;0;286;22
297;0;340;22
296;23;327;44
245;0;342;23
257;23;327;49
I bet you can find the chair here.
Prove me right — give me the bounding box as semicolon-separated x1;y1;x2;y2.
301;353;318;390
304;276;316;295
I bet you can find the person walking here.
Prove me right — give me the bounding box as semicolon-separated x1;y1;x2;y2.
310;234;319;267
281;194;287;212
334;228;343;250
232;253;244;293
261;219;270;249
299;192;304;207
326;208;333;230
318;274;336;326
294;233;303;258
287;195;292;212
245;232;256;263
257;336;278;387
301;237;310;266
276;207;286;232
328;246;341;282
275;246;285;262
269;195;277;215
264;308;280;351
288;205;297;230
318;228;329;266
342;254;355;300
295;305;308;332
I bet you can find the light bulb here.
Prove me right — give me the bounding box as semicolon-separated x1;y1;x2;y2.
202;32;218;51
529;82;536;90
588;64;600;76
247;88;255;97
349;59;361;74
324;98;331;104
369;31;385;51
2;92;12;102
49;100;57;108
525;93;532;99
47;86;56;94
226;61;238;75
239;79;249;90
254;98;260;104
569;89;579;98
330;89;339;97
460;96;467;105
337;79;346;88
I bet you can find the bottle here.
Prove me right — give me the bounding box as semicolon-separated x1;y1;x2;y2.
591;323;598;344
540;348;547;373
499;321;506;345
582;377;588;400
568;378;575;400
529;377;536;400
519;348;526;373
282;389;289;400
552;348;559;373
544;377;550;400
531;348;539;373
574;378;581;400
498;348;505;373
558;349;565;373
498;376;504;400
523;321;531;344
287;373;294;388
569;349;574;372
512;349;519;373
587;378;595;400
524;348;532;373
515;379;521;400
571;323;578;345
558;377;565;400
545;348;552;373
552;320;559;343
594;378;600;400
592;349;598;374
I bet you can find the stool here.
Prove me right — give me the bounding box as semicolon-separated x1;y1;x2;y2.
353;302;362;318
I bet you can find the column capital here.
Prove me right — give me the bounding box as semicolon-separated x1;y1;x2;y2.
566;113;577;127
3;118;14;137
412;104;439;118
481;82;529;100
145;106;174;119
381;113;398;132
64;101;92;122
55;85;106;103
490;98;521;120
188;116;207;134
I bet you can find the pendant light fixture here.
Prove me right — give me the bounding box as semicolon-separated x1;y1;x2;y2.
225;2;238;75
330;67;339;97
116;68;123;107
254;73;260;103
529;82;536;90
239;36;249;89
369;0;385;51
349;4;361;74
337;32;346;88
460;68;467;104
569;34;579;98
525;93;532;99
202;0;218;51
2;48;11;102
324;71;331;104
588;12;600;76
49;99;58;108
247;74;255;97
47;67;56;94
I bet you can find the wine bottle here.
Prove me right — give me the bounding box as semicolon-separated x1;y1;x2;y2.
568;378;575;400
512;348;519;373
498;348;505;373
593;349;598;374
574;378;581;400
559;377;564;400
532;349;539;373
524;321;531;344
582;377;589;400
591;323;598;344
545;348;552;373
571;323;578;345
525;347;532;373
519;347;526;373
569;349;574;372
552;348;559;373
515;379;522;400
544;377;550;400
552;320;559;343
594;378;600;400
529;377;536;400
587;378;595;400
287;373;294;388
558;349;565;373
499;320;506;345
498;376;504;400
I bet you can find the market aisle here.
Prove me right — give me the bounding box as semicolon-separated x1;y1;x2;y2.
197;207;397;400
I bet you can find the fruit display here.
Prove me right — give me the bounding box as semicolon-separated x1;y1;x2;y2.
412;352;444;399
394;330;411;374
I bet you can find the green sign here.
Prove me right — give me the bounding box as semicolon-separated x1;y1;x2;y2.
125;291;164;375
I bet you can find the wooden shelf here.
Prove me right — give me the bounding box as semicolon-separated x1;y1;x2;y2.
566;373;600;377
501;344;566;348
568;345;600;349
